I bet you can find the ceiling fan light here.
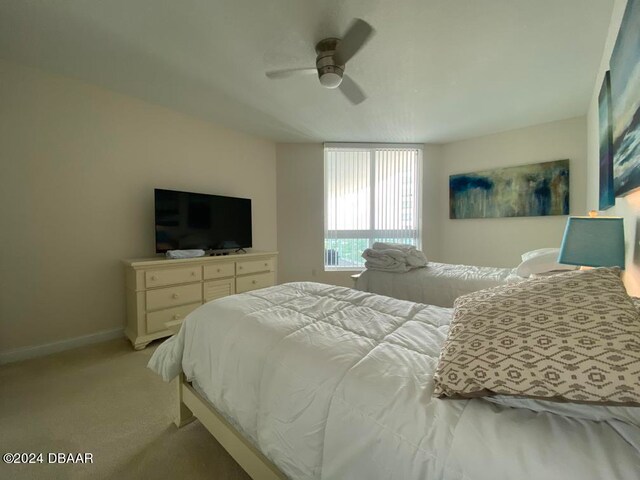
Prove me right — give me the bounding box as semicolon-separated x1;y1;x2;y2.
319;72;342;89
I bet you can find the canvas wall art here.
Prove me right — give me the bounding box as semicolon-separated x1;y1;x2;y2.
611;0;640;197
449;159;570;219
599;71;615;210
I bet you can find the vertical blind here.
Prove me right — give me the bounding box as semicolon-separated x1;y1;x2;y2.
324;144;422;270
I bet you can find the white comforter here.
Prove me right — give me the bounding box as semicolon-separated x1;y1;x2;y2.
356;261;522;307
149;282;640;480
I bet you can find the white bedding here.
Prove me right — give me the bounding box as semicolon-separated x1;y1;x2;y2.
355;261;522;307
149;282;640;480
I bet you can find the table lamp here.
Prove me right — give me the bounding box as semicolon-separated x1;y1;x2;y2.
558;211;625;269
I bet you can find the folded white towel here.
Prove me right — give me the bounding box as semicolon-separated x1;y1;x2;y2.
166;249;206;259
362;245;427;272
363;248;399;262
371;242;427;266
363;251;411;272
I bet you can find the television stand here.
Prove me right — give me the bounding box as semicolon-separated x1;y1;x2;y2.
122;251;278;350
235;248;247;254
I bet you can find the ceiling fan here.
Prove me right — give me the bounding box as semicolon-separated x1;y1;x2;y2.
265;18;375;105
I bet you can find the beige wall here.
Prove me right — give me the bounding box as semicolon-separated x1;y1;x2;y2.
422;144;444;261
0;60;277;354
586;0;640;295
439;116;587;267
276;144;337;284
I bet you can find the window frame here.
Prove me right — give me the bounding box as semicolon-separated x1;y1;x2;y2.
323;143;423;272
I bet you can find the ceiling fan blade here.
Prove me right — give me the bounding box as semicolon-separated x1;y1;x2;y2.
334;18;375;65
265;68;317;79
339;74;366;105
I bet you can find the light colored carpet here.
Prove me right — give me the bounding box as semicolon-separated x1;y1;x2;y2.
0;338;251;480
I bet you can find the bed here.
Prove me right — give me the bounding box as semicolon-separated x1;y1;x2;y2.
149;282;640;480
355;262;522;307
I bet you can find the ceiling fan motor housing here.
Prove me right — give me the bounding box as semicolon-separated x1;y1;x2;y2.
315;38;344;88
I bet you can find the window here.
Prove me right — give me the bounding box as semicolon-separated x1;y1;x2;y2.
324;143;422;270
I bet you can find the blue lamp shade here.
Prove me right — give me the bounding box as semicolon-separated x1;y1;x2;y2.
558;216;625;269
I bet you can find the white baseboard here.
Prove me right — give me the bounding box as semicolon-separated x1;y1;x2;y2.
0;328;125;365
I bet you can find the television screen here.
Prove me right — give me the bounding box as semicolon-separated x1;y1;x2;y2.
154;189;252;253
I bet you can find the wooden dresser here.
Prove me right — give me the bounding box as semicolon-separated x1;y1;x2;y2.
123;251;278;350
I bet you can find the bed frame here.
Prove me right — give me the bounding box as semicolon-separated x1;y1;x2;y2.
175;373;287;480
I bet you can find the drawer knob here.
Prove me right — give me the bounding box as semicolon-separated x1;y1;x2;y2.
172;293;179;299
252;280;257;285
239;266;243;270
173;314;181;320
191;271;196;276
217;268;221;272
264;263;268;267
151;275;157;281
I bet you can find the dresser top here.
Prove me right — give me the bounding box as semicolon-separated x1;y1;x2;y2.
123;250;278;268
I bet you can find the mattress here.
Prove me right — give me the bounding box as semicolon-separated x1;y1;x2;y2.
355;261;522;307
148;282;640;480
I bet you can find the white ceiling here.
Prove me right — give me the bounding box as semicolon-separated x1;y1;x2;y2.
0;0;614;143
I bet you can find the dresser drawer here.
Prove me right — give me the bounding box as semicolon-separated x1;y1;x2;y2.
204;278;235;302
146;302;200;334
146;266;202;288
236;258;274;276
236;272;275;294
203;262;235;280
146;283;203;311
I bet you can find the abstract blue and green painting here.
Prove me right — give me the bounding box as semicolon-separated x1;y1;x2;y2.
611;0;640;197
449;159;570;219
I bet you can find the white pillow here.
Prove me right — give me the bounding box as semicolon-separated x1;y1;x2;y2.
520;247;559;262
515;248;577;278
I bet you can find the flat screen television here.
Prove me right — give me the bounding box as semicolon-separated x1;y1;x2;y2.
154;189;252;253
